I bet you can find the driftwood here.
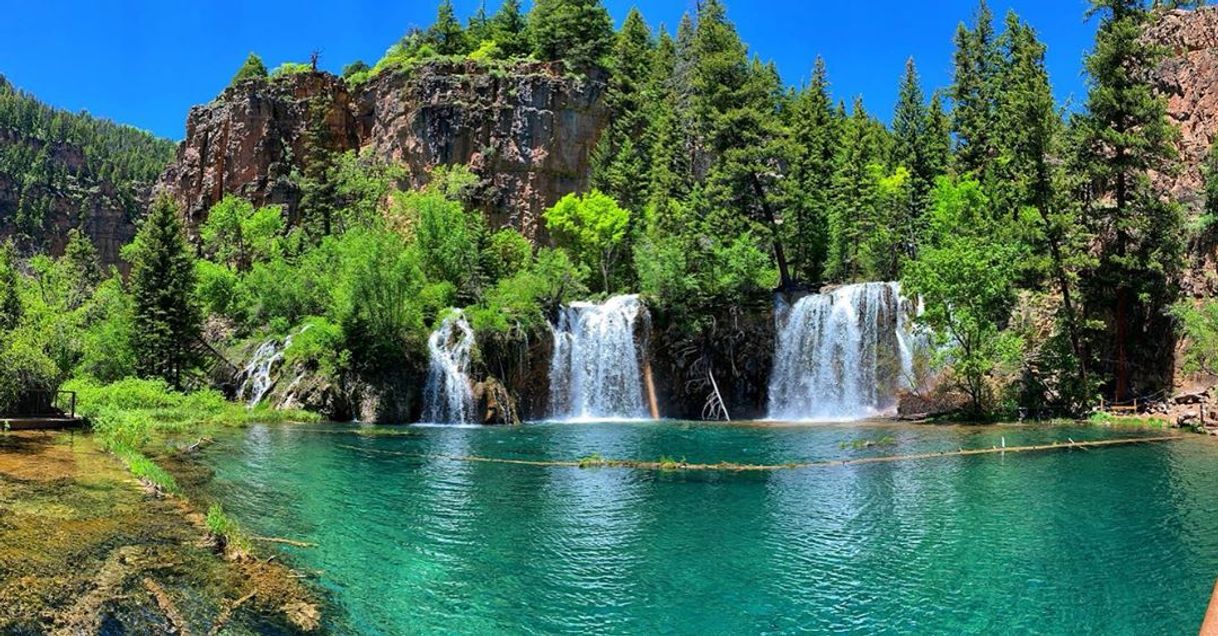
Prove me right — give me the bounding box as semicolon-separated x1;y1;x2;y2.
250;536;318;548
143;577;192;636
336;434;1183;473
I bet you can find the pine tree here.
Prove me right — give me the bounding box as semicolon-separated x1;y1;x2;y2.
64;228;100;310
786;57;839;285
923;92;952;182
130;196;200;388
467;1;491;46
891;58;932;258
490;0;529;57
996;11;1092;405
1076;0;1182;402
692;0;793;288
528;0;614;69
647;15;697;212
230;53;268;85
827;97;883;282
590;8;654;211
951;0;1002;176
426;0;469;56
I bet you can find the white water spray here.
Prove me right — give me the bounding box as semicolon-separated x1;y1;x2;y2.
238;326;310;408
422;311;477;424
767;282;923;421
549;295;649;421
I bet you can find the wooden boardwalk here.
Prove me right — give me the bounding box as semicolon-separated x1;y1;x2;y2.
1;417;86;431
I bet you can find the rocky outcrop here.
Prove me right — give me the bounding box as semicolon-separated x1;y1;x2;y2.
161;61;608;243
1150;7;1218;210
159;73;359;232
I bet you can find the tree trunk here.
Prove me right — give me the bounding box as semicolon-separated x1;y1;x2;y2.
750;174;792;290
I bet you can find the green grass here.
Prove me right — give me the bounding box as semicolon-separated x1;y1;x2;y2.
578;453;604;468
1087;411;1170;429
65;377;318;492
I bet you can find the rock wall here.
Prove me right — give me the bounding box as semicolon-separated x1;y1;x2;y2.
1150;6;1218;210
160;61;608;243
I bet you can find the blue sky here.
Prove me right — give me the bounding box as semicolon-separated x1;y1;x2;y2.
0;1;1097;140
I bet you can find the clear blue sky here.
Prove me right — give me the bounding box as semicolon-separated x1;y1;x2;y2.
0;1;1097;141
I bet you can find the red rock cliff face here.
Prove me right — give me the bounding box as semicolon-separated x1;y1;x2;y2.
161;61;607;243
1150;6;1218;210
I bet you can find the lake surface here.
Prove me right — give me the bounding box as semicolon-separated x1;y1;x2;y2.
199;421;1218;635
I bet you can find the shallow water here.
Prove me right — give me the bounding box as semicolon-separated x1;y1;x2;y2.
200;421;1218;635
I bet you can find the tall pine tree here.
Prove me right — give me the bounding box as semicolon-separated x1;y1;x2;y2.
1076;0;1182;402
951;0;1002;177
528;0;614;69
130;196;200;388
786;57;839;285
590;8;654;211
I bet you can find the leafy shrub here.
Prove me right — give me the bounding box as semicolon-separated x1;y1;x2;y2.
270;62;312;79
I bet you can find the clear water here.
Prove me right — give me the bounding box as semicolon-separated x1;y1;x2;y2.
199;421;1218;635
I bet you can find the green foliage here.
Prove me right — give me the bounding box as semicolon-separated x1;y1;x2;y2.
528;0;615;69
0;78;175;243
1171;300;1218;376
426;0;470;56
481;228;533;283
903;178;1024;416
0;241;21;331
269;62;313;79
230;53;269;85
544;190;631;293
490;0;529;57
128;196;201;388
76;275;137;382
1076;0;1183;401
200;195;284;271
396;187;484;300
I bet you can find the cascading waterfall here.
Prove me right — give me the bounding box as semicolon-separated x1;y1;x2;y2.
238;326;310;408
549;295;649;421
767;282;923;422
422;311;477;424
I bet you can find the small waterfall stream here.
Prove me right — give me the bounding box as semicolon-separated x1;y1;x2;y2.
238;326;309;408
767;282;922;421
549;295;650;421
422;311;477;424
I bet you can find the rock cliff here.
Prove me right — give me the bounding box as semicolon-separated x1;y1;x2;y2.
1150;6;1218;209
160;61;608;243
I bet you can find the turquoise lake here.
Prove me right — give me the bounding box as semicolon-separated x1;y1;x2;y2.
199;421;1218;634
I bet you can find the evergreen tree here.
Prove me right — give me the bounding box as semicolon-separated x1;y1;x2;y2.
426;0;469;56
590;8;654;211
827;97;883;282
951;0;1002;176
1076;0;1183;402
691;0;793;288
996;11;1092;406
467;1;491;46
490;0;529;57
891;58;932;259
230;53;268;85
647;15;697;212
63;228;101;310
528;0;614;69
130;196;200;388
786;57;839;285
923;92;952;183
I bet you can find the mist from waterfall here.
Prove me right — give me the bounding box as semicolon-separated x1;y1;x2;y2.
767;282;923;422
422;311;477;424
549;295;649;421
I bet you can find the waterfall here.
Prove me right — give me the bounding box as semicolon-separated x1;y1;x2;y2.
767;282;923;422
238;326;309;408
549;295;649;421
422;311;477;424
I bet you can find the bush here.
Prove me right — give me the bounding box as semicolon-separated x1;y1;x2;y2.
270;62;312;79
